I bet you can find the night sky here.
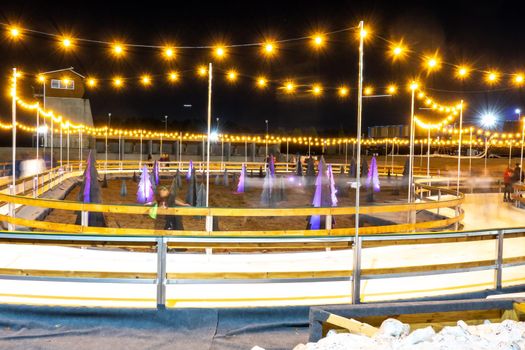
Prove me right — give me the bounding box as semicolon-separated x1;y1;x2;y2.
1;0;524;143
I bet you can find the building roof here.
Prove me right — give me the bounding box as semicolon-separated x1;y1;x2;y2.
42;67;85;79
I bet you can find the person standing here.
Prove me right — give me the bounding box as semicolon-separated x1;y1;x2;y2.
503;167;513;202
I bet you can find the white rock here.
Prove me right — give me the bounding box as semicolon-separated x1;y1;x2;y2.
251;347;265;350
376;318;410;338
401;326;435;345
292;344;308;350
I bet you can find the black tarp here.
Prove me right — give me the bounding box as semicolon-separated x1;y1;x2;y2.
0;305;309;350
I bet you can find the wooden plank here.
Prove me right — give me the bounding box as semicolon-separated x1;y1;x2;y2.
325;314;378;337
0;268;156;279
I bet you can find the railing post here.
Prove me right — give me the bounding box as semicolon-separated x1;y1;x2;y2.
205;215;213;233
33;176;38;198
156;237;167;309
351;236;362;304
325;214;332;231
7;184;15;231
81;211;88;227
495;230;504;290
437;189;441;216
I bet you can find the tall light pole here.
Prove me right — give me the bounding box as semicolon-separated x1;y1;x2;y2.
407;82;418;204
519;109;524;182
11;68;17;192
352;21;365;305
205;63;213;210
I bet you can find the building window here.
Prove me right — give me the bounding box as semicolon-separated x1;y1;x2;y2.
50;79;74;90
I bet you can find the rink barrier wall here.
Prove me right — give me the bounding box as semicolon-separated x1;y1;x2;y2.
0;227;524;307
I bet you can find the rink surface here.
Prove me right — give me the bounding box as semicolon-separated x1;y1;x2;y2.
0;193;524;308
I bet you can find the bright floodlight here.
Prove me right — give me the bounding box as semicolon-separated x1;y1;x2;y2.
37;125;49;134
210;131;219;141
516;108;522;114
480;113;497;128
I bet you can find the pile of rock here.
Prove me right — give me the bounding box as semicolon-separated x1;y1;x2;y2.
254;318;525;350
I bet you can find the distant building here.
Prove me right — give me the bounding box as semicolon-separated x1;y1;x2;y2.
503;120;520;133
34;68;94;127
368;125;408;138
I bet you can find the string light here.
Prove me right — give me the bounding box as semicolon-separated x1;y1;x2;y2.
163;47;175;59
424;53;441;72
113;76;124;88
87;78;97;87
7;26;21;39
226;69;237;82
262;41;276;56
311;83;323;95
140;74;152;86
111;42;125;57
60;36;73;49
311;33;325;48
197;65;208;77
485;70;500;85
37;74;46;83
389;41;407;60
387;84;397;94
256;76;267;88
364;86;373;95
284;81;295;93
456;65;470;79
338;86;349;97
513;73;524;86
214;46;226;59
168;71;179;82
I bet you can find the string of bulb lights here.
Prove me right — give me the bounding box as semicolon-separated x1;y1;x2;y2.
3;21;525;89
1;114;523;148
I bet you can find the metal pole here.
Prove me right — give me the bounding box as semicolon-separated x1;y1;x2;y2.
245;140;247;164
352;21;365;305
469;128;473;176
265;120;269;158
11;68;17;194
160;134;163;156
286;139;289;172
67;126;70;168
105;127;108;171
179;132;182;168
427;129;431;177
457;100;463;196
520;118;525;182
221;139;224;170
345;141;348;165
508;142;512;167
139;132;143;168
408;85;416;204
60;124;63;167
484;137;488;174
79;129;82;170
51;116;54;169
206;62;212;208
36;107;39;160
384;138;388;174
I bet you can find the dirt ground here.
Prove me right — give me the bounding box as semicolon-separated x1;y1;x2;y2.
44;172;415;232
